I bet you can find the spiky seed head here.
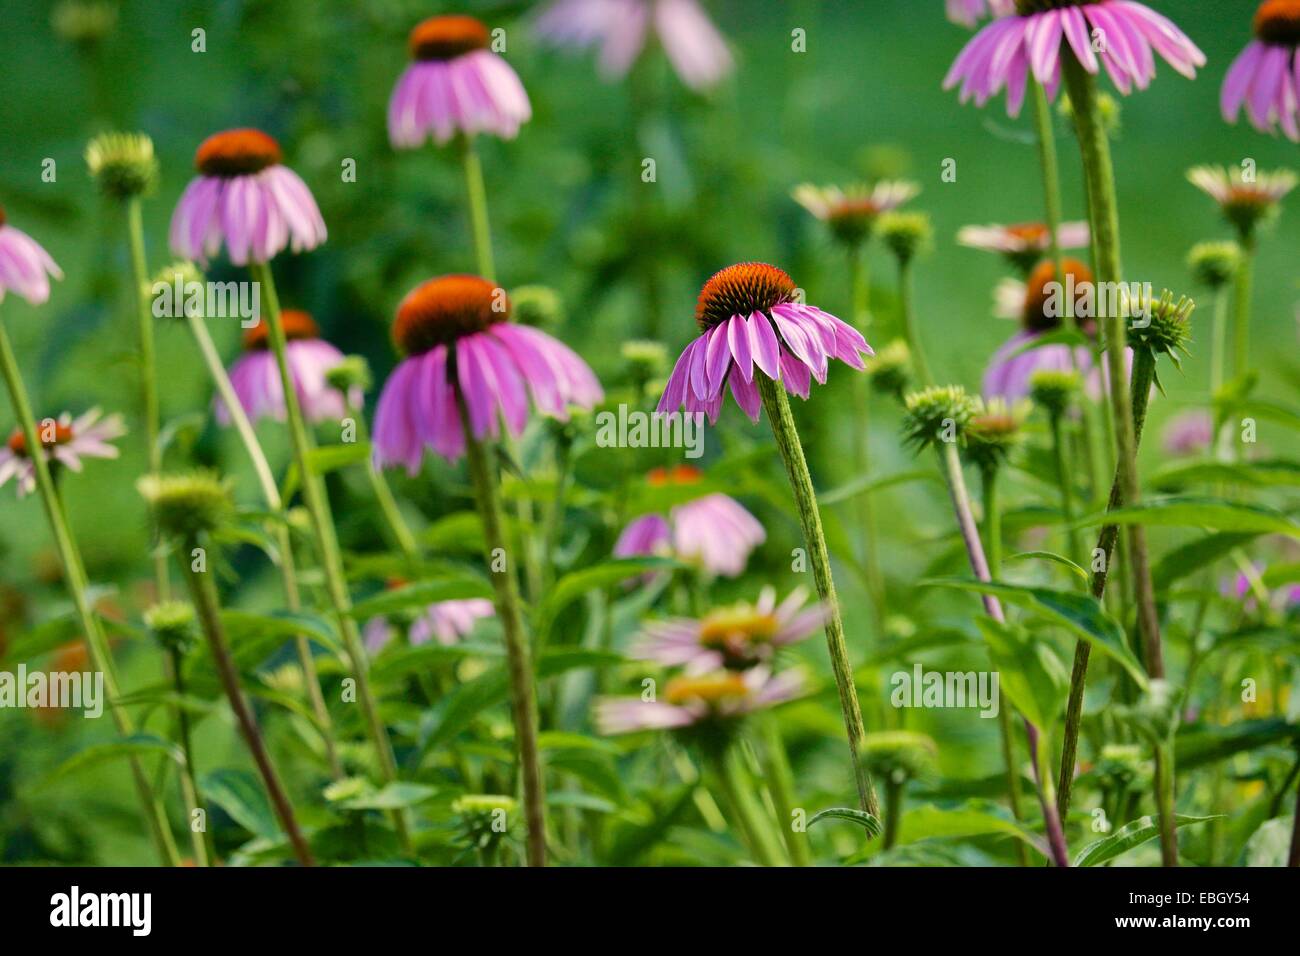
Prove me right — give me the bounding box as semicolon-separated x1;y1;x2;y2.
859;730;938;783
325;355;372;395
86;132;159;200
510;284;563;330
1127;290;1195;374
865;338;913;400
1186;241;1241;289
901;385;976;450
137;471;233;540
877;211;932;263
1028;368;1081;418
143;601;197;655
965;397;1030;472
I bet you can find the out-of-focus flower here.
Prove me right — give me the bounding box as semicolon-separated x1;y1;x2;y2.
878;211;933;263
85;132;158;201
365;598;495;653
0;207;63;305
1028;368;1081;418
138;471;233;540
945;0;1016;28
373;275;602;470
1187;165;1297;238
1225;565;1300;613
792;182;920;247
614;465;764;577
536;0;733;92
1222;1;1300;141
0;409;125;498
965;396;1030;472
169;129;326;267
957;221;1090;274
595;666;802;734
217;311;358;426
657;262;873;424
865;339;913;400
144;601;198;656
1161;409;1215;457
944;1;1204;117
901;385;977;450
389;15;531;148
1187;241;1242;289
630;587;823;672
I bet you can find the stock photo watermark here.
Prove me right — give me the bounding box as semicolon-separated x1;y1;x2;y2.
0;664;104;718
594;405;706;459
890;664;1000;719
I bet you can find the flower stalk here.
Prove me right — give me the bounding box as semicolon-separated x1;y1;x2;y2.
706;741;786;867
459;136;496;284
165;646;212;866
758;718;811;866
847;245;887;630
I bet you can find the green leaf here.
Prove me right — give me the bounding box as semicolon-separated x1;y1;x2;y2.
1006;550;1090;583
976;618;1068;732
533;558;681;649
1152;532;1260;590
369;641;503;683
806;807;883;837
1151;458;1300;490
1078;496;1300;538
281;441;372;499
41;733;182;786
1175;718;1297;770
201;768;279;840
926;578;1146;688
1074;814;1219;867
336;782;438;810
348;576;493;620
897;801;1045;855
1241;817;1292;867
819;469;940;506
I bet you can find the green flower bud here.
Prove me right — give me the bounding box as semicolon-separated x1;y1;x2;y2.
143;601;197;655
965;397;1030;473
138;471;233;540
52;0;117;47
1127;289;1194;370
860;730;938;784
1186;241;1240;289
325;355;372;395
621;339;669;383
510;285;563;330
865;339;913;400
147;261;206;319
86;132;159;201
901;385;976;450
878;211;933;263
1028;368;1081;419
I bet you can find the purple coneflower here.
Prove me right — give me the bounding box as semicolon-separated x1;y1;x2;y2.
1187;165;1297;234
1225;566;1300;613
168;129;326;267
614;465;764;577
1222;1;1300;141
944;1;1205;116
792;182;920;247
373;275;602;471
0;206;63;305
657;262;872;423
946;0;1016;28
595;666;802;735
957;220;1090;273
216;311;358;426
1161;409;1215;457
630;587;823;673
388;15;531;148
0;409;125;498
365;598;495;652
535;0;733;92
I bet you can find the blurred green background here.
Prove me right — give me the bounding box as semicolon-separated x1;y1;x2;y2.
0;0;1296;862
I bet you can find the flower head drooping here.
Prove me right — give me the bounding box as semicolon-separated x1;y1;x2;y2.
1187;165;1297;239
0;207;63;306
85;132;158;201
365;597;495;653
957;221;1091;274
595;666;803;735
630;587;825;673
217;310;358;426
1187;241;1242;290
137;470;233;541
388;15;531;148
1028;367;1081;418
373;275;602;471
946;0;1016;28
944;1;1205;117
792;182;920;247
965;396;1030;472
1222;1;1300;141
535;0;733;92
0;409;125;498
901;385;978;451
1161;409;1215;457
657;262;873;424
169;129;326;267
614;465;765;577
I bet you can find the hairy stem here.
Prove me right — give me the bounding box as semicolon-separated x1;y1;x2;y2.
847;246;886;632
708;743;786;867
759;718;811;866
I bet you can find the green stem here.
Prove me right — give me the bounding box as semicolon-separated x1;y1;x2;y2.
1232;236;1255;381
249;261;411;853
186;310;343;780
349;407;420;566
1210;284;1230;400
456;382;548;867
996;703;1030;865
847;248;886;633
1048;413;1083;563
759;718;811;866
459;136;496;283
168;647;212;866
126;197;168;600
756;374;879;819
896;258;932;386
883;777;903;850
1030;78;1064;273
0;316;180;867
180;539;314;866
708;743;786;867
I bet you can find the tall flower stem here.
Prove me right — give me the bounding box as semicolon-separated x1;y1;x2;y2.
706;742;786;867
1232;235;1255;380
455;383;547;867
896;258;932;386
185;311;343;780
1048;412;1083;562
167;647;212;866
938;441;1069;867
1031;79;1065;272
758;717;811;866
345;403;421;567
756;374;880;819
0;317;180;867
179;538;314;867
1210;285;1230;400
458;136;497;284
126;197;168;600
847;246;886;631
1057;348;1155;819
249;261;411;852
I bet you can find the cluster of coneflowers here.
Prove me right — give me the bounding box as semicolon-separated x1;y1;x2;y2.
0;1;1296;869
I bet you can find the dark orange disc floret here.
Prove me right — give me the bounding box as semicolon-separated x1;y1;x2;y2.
695;262;798;331
409;15;491;61
1256;0;1300;45
393;275;507;355
1005;222;1050;245
242;310;320;351
7;422;73;458
647;464;703;486
1023;257;1093;333
195;129;283;177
